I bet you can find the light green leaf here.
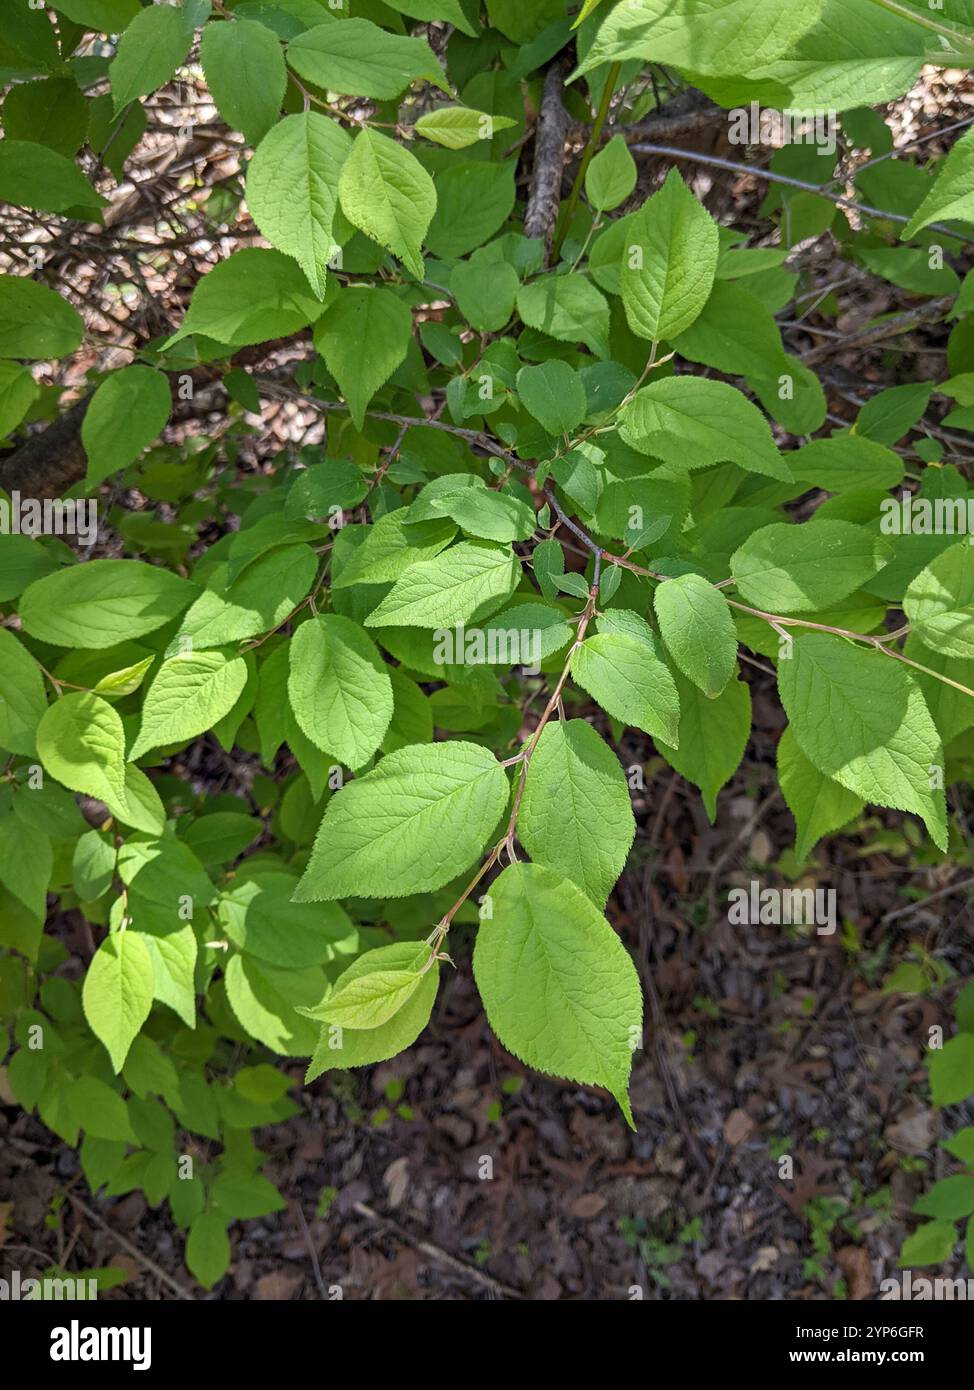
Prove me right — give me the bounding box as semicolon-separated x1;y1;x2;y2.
294;740;509;901
777;634;947;850
620;376;791;481
224;954;323;1055
620;169;719;342
36;692;128;806
788;432;904;492
473;863;642;1126
655;572;737;697
334;509;455;589
170;248;325;349
517;360;587;437
364;541;520;628
0;275;84;358
306;945;440;1079
673;281;786;380
313;285;412;428
302;942;428;1029
452;253;519;333
571;631;680;746
731;521;892;614
658;668;751;820
287;614;393;768
110;2;192;112
82;366;171;488
82;931;155;1073
517;275;610;359
186;1211;230;1291
929;1034;974;1106
519;721;635;908
777;725;865;860
286;17;447;99
903;125;974;239
177;544;317;649
20;559;197;648
200;17;286;146
338;128;436;280
415;106;515;149
130;649;249;760
904;543;974;659
219;872;352;969
897;1221;958;1268
586;134;637;213
0;629;47;758
246;112;351;297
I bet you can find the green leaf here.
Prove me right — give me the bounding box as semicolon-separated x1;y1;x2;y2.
620;376;792;481
110;2;192;112
0;141;105;216
186;1210;230;1291
130;649;249;760
82;931;155;1073
788;433;904;492
930;1034;974;1106
199;17;286;146
414;106;516;149
82;366;171;488
246;112;351;298
914;1175;974;1221
452;253;518;332
731;521;892;614
73;828;117;902
473;863;642;1127
571;630;680;746
657;669;751;820
170;248;325;349
51;0;141;29
70;1076;137;1144
902;125;974;239
0;359;39;436
654;572;737;697
0;274;84;358
338;128;436;280
177;544;317;649
904;543;974;659
0;629;46;758
574;0;826;80
334;509;455;588
286;17;447;99
898;1221;958;1268
20;559;197;648
224;954;322;1055
306;945;440;1079
585;134;637;213
295;740;509;901
303;942;428;1029
384;0;478;35
426;160;516;259
857;383;932;445
3;77;90;159
37;692;128;806
287;614;393;768
517;360;587;437
219;872;351;969
364;541;520;628
620;169;719;342
432;490;536;543
0;814;52;920
777;634;947;851
777;726;865;860
313;285;412;428
518;721;635;908
517;275;610;360
673;281;786;381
